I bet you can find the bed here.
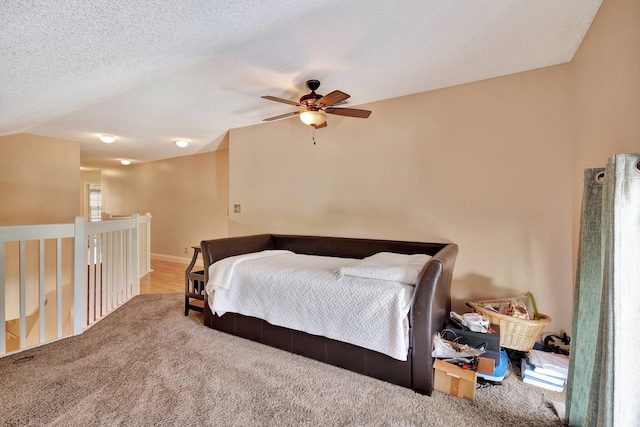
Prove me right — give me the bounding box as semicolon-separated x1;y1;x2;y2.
200;234;458;395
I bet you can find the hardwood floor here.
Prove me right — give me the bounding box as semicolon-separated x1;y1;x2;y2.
140;258;201;295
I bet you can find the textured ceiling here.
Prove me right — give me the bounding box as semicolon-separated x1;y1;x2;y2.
1;0;602;168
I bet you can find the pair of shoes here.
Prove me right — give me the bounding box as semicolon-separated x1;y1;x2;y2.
542;333;570;355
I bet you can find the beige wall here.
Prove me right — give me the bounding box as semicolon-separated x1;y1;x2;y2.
570;0;640;254
229;65;574;333
226;0;639;336
0;133;80;225
101;150;229;259
1;133;78;330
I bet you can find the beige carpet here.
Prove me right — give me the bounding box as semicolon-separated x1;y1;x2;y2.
0;294;565;426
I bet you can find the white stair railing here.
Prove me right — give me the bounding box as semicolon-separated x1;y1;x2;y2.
138;213;152;277
0;223;74;354
1;213;152;356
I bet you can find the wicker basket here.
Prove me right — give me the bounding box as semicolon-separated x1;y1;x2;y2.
466;301;552;351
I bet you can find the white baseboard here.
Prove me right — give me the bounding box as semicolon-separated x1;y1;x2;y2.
151;253;192;264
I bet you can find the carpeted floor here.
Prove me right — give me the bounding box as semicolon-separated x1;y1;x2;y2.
0;294;565;426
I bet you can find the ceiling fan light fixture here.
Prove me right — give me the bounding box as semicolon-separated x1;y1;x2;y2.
300;110;326;126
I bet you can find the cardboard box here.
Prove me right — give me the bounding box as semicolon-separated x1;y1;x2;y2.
433;359;477;401
481;349;501;367
477;356;495;376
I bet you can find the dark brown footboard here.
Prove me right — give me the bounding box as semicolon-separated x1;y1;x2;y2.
200;234;457;395
409;243;457;393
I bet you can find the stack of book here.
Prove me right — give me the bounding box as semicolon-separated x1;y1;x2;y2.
520;349;569;392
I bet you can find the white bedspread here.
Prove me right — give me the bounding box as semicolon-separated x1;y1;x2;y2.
205;252;415;361
205;250;293;291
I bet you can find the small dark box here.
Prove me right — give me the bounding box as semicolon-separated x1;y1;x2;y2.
443;322;501;353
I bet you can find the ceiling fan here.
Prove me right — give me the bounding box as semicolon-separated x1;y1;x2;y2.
261;79;372;129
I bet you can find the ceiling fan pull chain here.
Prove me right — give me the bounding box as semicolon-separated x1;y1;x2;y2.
312;128;316;145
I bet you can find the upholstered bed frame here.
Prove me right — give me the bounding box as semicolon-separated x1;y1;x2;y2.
200;234;458;395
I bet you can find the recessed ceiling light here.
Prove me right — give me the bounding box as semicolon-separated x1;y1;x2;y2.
120;159;131;165
175;139;189;148
100;135;115;143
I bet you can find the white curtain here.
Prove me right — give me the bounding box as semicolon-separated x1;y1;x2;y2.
566;153;640;426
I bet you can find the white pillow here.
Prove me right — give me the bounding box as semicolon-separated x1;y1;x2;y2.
337;252;432;285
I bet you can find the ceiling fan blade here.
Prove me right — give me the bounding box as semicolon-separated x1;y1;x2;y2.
262;111;300;121
312;121;327;129
315;90;350;108
325;107;371;118
261;95;301;106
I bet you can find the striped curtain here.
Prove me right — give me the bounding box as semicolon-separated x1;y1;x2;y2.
566;153;640;426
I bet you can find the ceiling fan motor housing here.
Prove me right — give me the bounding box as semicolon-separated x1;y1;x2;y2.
300;80;322;109
300;92;322;109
